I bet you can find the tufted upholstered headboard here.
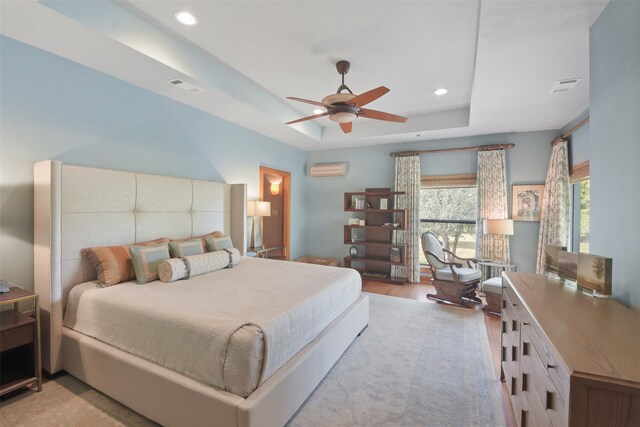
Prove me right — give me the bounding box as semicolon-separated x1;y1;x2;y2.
34;160;247;373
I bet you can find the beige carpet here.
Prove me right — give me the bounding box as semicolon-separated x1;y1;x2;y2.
0;293;505;426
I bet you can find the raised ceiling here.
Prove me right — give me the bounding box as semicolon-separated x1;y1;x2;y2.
0;1;607;150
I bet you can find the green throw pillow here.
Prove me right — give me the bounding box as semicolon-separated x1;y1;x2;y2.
169;238;204;258
130;243;170;284
205;235;234;252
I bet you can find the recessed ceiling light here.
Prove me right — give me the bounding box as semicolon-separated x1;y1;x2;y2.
313;109;324;115
433;88;448;96
174;11;197;26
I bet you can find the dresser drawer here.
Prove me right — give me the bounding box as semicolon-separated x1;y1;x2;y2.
522;323;570;402
522;329;566;427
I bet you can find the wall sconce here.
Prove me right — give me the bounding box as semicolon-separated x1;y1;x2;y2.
267;174;283;196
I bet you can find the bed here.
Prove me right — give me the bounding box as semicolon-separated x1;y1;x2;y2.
33;160;369;427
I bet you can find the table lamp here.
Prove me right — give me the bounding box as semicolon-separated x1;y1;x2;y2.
247;201;271;250
483;219;514;261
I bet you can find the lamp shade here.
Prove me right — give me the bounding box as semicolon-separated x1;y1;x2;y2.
247;201;271;217
483;219;514;235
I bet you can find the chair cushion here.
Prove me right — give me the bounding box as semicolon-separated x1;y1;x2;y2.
435;267;481;283
482;277;503;294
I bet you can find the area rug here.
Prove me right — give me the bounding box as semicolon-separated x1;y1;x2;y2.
0;293;505;427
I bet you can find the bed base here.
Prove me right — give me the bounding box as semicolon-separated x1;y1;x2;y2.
62;294;369;427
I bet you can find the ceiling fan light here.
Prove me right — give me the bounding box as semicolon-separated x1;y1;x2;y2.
329;112;357;123
313;108;324;115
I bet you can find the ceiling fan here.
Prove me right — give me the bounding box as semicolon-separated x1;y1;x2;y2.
285;60;408;134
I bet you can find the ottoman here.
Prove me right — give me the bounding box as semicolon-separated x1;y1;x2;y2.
481;277;502;315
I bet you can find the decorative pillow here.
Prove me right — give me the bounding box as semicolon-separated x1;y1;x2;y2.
158;248;241;283
197;231;224;250
169;238;204;258
84;238;170;286
205;235;234;252
130;243;171;284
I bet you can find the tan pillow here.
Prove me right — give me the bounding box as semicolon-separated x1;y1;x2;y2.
84;238;170;286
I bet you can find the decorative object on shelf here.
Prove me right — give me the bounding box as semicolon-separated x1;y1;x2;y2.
348;218;360;225
247;200;271;250
577;253;613;296
512;184;544;221
482;219;514;261
382;222;400;227
0;278;10;293
349;246;358;257
389;247;401;263
379;198;388;210
358;219;366;226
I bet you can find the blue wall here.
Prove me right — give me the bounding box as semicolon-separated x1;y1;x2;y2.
305;131;554;274
0;36;307;290
589;0;640;311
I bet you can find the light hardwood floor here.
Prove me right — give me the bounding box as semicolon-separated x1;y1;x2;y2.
363;279;516;427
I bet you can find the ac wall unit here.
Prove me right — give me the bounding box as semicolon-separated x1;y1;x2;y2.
309;163;347;177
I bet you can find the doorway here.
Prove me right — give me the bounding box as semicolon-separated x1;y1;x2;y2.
259;166;291;260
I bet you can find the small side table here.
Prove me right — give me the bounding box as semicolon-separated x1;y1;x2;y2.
0;284;42;396
247;245;287;260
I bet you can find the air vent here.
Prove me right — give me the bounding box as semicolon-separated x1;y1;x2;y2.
166;78;203;93
550;78;582;94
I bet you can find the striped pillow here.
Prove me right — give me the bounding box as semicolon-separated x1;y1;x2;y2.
84;238;170;286
130;243;171;284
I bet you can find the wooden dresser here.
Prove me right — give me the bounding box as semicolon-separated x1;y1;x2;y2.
501;272;640;427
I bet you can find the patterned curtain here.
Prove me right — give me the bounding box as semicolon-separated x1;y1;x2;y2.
476;149;510;262
392;155;421;283
536;141;570;273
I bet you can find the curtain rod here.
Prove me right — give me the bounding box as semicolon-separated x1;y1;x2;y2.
551;116;590;146
389;143;515;157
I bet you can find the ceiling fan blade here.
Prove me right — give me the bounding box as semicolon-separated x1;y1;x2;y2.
285;112;328;125
339;122;352;133
347;86;389;108
286;97;326;107
359;108;407;123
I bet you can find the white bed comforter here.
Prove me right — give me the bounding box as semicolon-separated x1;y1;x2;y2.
64;257;361;397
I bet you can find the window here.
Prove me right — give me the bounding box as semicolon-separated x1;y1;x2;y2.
419;174;477;265
570;161;590;253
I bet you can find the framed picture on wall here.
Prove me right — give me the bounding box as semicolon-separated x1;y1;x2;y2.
512;184;544;221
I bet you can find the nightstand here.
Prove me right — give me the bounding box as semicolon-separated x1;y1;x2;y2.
0;284;42;395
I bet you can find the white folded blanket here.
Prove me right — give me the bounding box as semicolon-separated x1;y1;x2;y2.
158;249;241;282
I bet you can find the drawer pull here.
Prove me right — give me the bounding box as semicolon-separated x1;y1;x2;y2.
522;373;528;391
546;391;554;410
547;364;555;369
523;321;530;326
512;346;518;361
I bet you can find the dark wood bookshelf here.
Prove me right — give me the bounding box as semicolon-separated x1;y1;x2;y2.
344;188;407;285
